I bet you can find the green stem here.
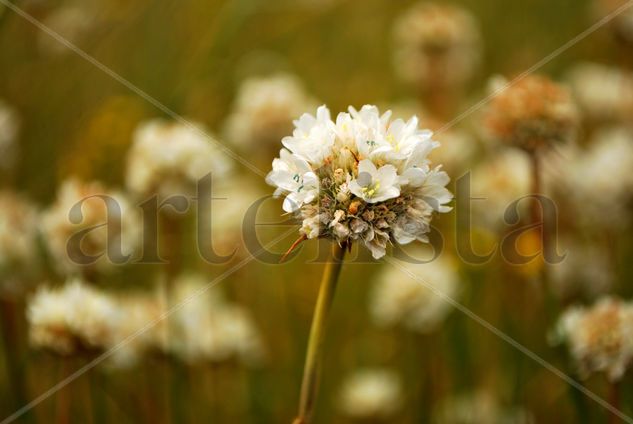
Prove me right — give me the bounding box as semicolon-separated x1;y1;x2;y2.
293;243;346;424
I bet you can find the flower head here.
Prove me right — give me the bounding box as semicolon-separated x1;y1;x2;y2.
40;178;140;274
126;119;232;197
393;2;482;90
483;75;578;152
0;191;39;276
554;297;633;381
27;278;121;355
266;105;452;259
338;368;402;419
223;73;317;154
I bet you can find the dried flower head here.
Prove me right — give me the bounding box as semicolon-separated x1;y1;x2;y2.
0;100;19;172
554;297;633;381
27;278;121;355
169;273;264;365
370;252;459;333
223;73;317;153
484;75;578;152
393;2;482;89
0;191;39;275
40;178;140;274
126;119;232;197
338;368;402;419
566;62;633;123
266;105;452;259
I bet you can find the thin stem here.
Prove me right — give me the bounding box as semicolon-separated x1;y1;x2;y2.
608;381;620;424
293;243;346;424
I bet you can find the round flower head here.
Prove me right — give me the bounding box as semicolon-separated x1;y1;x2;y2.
483;75;578;153
0;191;39;277
554;297;633;381
338;368;402;420
126;119;232;197
27;278;121;355
370;252;460;333
566;62;633;124
40;178;140;275
0;100;19;172
393;2;482;90
266;105;453;259
223;73;317;155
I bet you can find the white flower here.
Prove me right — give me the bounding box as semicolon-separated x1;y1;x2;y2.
126;119;232;197
338;369;402;419
370;252;460;333
223;73;317;153
266;105;452;259
27;279;121;355
349;160;400;203
554;297;633;381
566;62;633;123
266;148;319;212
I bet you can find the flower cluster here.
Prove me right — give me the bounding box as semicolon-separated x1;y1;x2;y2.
370;252;460;333
126;119;232;197
266;105;452;259
554;297;633;381
338;369;402;420
223;73;317;153
393;2;482;90
40;178;140;274
566;62;633;123
483;75;578;152
27;278;122;355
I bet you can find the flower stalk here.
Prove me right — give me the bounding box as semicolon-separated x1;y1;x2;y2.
293;242;346;424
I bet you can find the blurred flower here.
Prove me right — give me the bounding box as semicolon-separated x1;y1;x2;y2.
0;191;39;275
169;273;264;365
566;62;633;123
266;105;452;259
550;239;614;299
433;390;534;424
557;126;633;228
126;119;232;198
223;73;317;155
338;368;402;420
393;2;481;90
470;149;531;230
370;253;459;333
554;297;633;381
40;178;140;275
39;7;95;55
483;75;578;152
27;278;121;355
0;100;19;172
